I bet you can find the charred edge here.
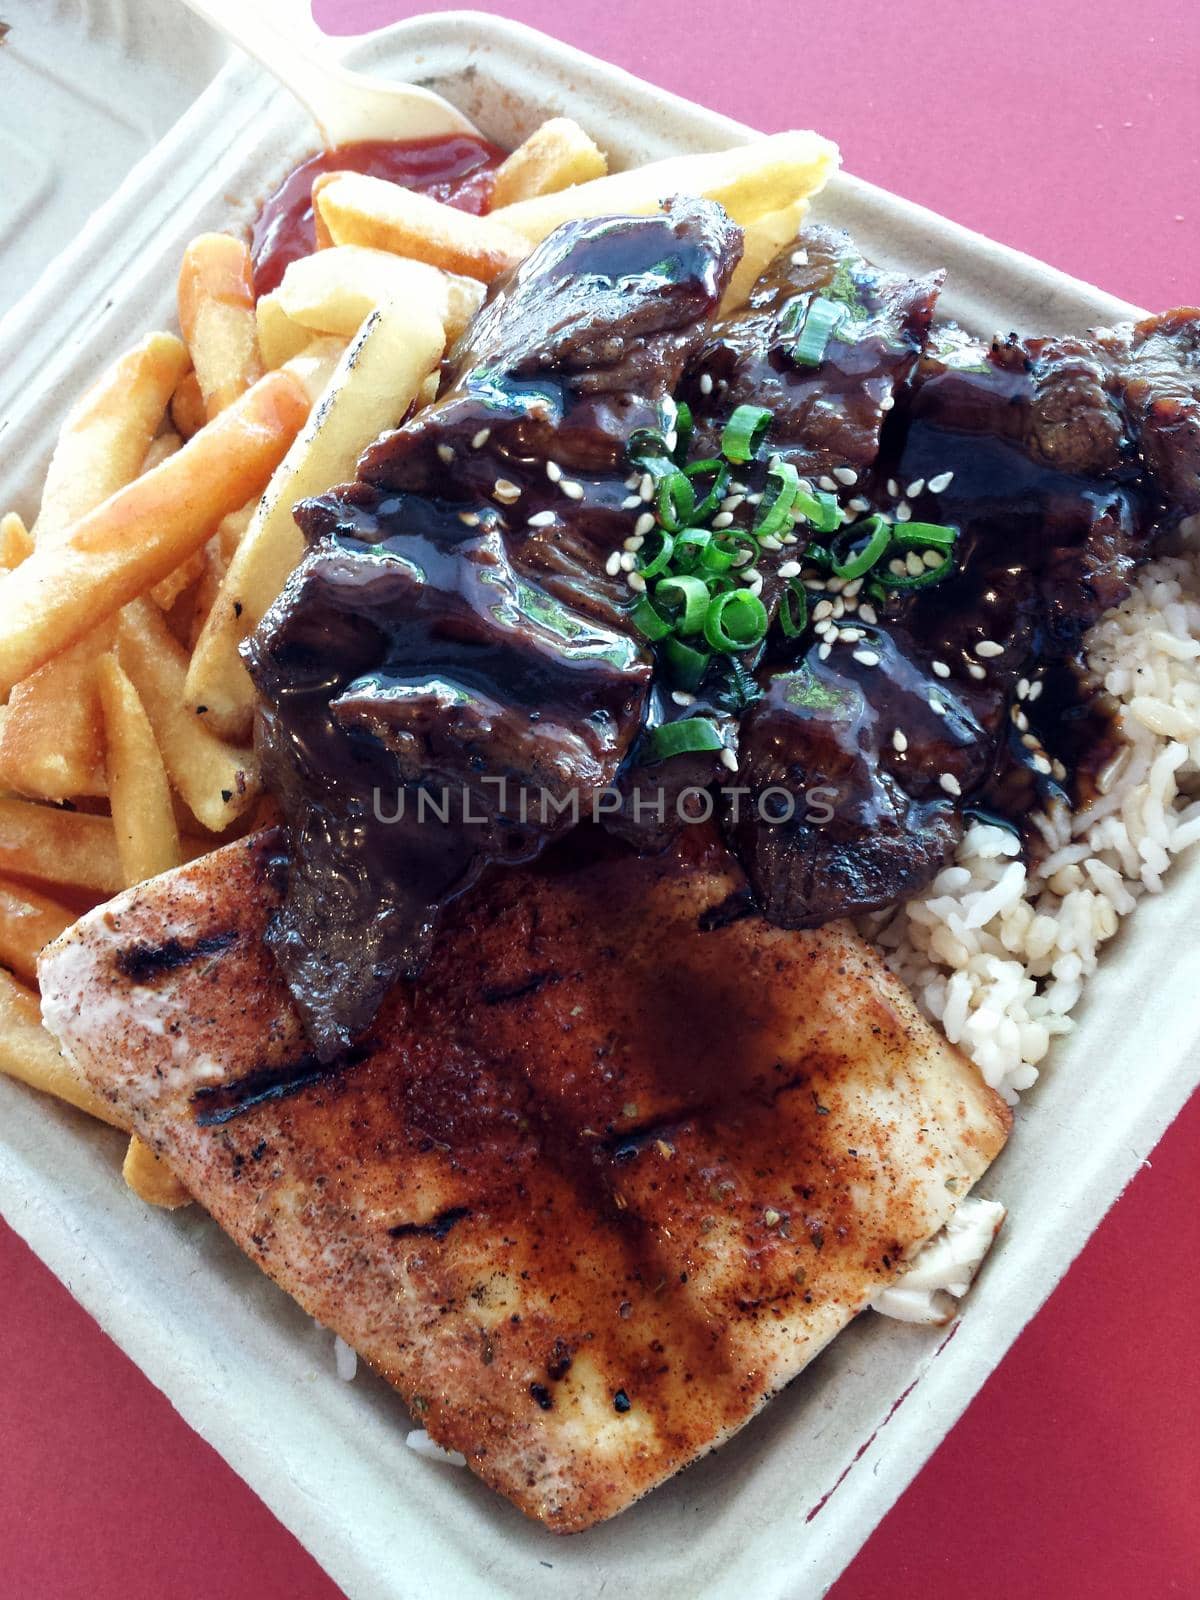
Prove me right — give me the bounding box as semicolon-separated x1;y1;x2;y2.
115;930;238;984
388;1205;471;1241
192;1041;374;1127
604;1115;694;1164
698;889;756;933
481;971;558;1006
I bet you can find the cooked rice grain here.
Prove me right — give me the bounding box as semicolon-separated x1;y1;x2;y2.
875;552;1200;1102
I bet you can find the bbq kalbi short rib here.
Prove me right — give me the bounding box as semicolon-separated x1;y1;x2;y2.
246;204;1200;1057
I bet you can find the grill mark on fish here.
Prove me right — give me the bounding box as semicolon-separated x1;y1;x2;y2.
388;1205;472;1241
192;1041;374;1126
114;930;237;983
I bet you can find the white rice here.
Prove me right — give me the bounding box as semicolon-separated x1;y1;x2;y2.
874;549;1200;1103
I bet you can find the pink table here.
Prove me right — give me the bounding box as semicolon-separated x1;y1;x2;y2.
2;2;1198;1595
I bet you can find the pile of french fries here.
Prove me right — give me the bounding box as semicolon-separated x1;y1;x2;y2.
0;116;836;1208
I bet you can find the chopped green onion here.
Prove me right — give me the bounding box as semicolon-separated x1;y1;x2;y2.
661;635;711;690
721;404;772;463
672;526;713;572
648;716;725;761
656;470;696;532
703;588;769;652
636;527;675;579
630;595;671;641
876;548;956;589
791;296;846;367
685;458;730;523
656;574;710;634
890;521;958;550
792;486;842;534
752;460;801;539
672;400;694;464
778;578;809;638
627;427;670;465
829;515;891;580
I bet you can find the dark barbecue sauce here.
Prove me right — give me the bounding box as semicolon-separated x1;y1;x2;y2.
251;134;506;297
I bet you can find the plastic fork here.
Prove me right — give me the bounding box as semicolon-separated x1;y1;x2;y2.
179;0;481;144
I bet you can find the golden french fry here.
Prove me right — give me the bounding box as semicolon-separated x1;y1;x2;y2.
255;290;317;369
142;431;183;473
178;234;265;419
186;302;445;733
0;370;310;697
281;336;349;406
117;599;259;833
314;171;526;283
217;501;254;566
0;965;125;1128
0;512;33;569
0;797;126;895
0;629;112;801
718;199;810;315
32;333;189;546
123;1133;191;1208
0;875;75;985
97;653;183;884
275;245;485;345
490;117;608;208
416;370;440;410
170;369;208;439
492;130;839;245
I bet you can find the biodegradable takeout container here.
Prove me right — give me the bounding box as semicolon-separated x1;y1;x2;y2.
0;14;1196;1600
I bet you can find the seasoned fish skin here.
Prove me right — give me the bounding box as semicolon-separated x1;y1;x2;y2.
39;828;1009;1532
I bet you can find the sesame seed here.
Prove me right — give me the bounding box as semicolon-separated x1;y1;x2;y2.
929;693;947;716
886;479;899;497
634;511;656;537
546;461;562;482
813;599;834;620
527;510;556;528
893;729;908;752
664;430;678;454
975;639;1005;658
826;575;846;594
619;551;637;571
853;649;881;666
967;662;987;681
778;560;802;579
940;772;962;796
471;428;491;449
1013;709;1030;732
906;478;925;498
759;535;782;552
814;619;835;638
436;444;454;465
763;1208;782;1228
895;501;912;523
1033;754;1053;776
880;393;895;411
621;494;642;510
626;571;646;593
746;491;763;505
624;473;640;490
721;493;746;512
699;372;714;396
833;466;858;486
842;578;863;598
560;479;584;500
672;690;695;707
905;550;924;576
927;470;955;493
712;511;735;529
818;475;837;492
639;473;655;501
1028;680;1044;702
1021;733;1039;750
1016;678;1030;700
831;597;845;618
623;535;644;552
493;478;520;503
923;549;944;568
818;641;832;660
791;248;809;266
839;626;863;642
888;558;907;576
1051;758;1067;780
858;602;878;625
720;747;739;772
932;659;951;678
848;496;871;513
746;572;764;597
605;551;622;576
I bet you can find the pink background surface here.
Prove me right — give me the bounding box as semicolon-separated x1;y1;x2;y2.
4;3;1200;1597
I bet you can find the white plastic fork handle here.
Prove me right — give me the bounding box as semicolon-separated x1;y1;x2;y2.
178;0;480;145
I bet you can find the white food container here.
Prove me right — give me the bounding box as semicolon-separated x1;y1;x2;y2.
0;14;1195;1600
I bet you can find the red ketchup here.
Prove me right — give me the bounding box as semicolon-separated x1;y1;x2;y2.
251;134;507;298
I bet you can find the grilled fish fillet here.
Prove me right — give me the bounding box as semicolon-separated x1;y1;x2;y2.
39;826;1009;1531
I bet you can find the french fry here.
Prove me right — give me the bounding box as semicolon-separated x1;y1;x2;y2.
142;431;183;472
416;370;440;410
314;171;526;283
178;234;265;418
256;290;316;369
170;369;207;439
281;336;349;405
122;1133;191;1209
0;797;126;895
491;130;839;246
0;630;113;800
0;965;125;1128
186;302;445;733
145;432;207;611
117;599;259;832
718;198;810;315
275;245;484;344
489;117;608;208
32;332;189;546
0;512;33;569
97;653;183;884
0;370;310;697
0;876;75;985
